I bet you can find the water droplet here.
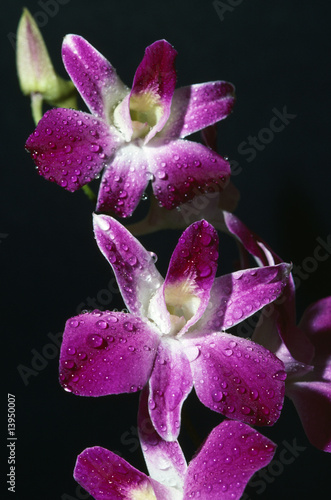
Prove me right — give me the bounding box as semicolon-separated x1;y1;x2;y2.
86;334;104;348
64;360;75;370
64;144;72;153
156;169;167;180
212;390;224;402
197;263;212;278
224;348;233;357
96;320;108;329
273;370;287;380
185;345;200;362
66;347;76;355
69;319;80;328
250;389;259;400
89;143;101;152
241;405;251;415
149;398;156;410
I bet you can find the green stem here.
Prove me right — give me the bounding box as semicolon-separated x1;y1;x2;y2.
30;92;43;125
82;184;97;203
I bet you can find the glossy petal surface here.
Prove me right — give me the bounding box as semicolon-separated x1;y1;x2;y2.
161;81;235;139
163;220;219;334
96;143;150;217
74;446;156;499
148;338;193;441
59;311;159;396
138;386;187;490
25;108;120;191
185;332;286;426
93;214;164;317
198;264;291;332
62;35;129;122
286;382;331;452
130;40;177;143
148;138;230;209
184;420;276;500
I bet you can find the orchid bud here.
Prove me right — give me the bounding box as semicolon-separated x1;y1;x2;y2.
16;8;77;121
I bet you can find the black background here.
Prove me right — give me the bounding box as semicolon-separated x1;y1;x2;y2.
2;1;331;499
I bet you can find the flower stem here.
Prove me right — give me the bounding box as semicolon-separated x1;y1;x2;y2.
82;184;97;203
30;92;43;125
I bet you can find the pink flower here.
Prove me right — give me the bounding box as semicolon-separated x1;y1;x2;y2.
59;215;291;441
223;211;331;452
25;37;235;217
73;387;276;500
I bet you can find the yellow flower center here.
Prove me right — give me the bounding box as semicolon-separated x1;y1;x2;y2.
129;92;163;139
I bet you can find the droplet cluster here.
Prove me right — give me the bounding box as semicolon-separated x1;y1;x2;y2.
189;333;286;426
59;310;158;395
25;108;119;192
152;143;230;210
183;420;275;499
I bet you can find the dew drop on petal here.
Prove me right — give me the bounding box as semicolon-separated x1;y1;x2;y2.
86;334;104;348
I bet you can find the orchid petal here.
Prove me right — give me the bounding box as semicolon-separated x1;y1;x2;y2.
93;214;164;317
96;143;151;217
222;212;317;364
62;35;129;122
138;386;187;490
130;40;177;144
163;220;219;334
161;81;235;140
147;138;230;209
25;108;120;191
183;420;276;500
286;381;331;452
59;310;159;396
184;332;286;426
148;338;193;441
74;446;156;500
299;297;331;381
198;263;291;332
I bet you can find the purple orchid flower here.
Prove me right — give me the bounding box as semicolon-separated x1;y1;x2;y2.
223;212;331;452
59;215;291;441
74;387;276;500
25;36;235;217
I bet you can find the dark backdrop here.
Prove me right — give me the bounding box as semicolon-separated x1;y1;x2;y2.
2;1;331;499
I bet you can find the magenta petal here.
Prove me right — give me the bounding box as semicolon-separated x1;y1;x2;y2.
93;214;164;317
130;40;177;143
59;310;159;396
161;81;235;140
149;338;193;441
184;420;276;500
199;263;291;332
25;108;120;191
299;297;331;340
96;143;150;217
286;381;331;452
148;138;231;209
185;332;286;426
138;386;187;490
74;446;154;499
163;220;219;333
62;35;129;122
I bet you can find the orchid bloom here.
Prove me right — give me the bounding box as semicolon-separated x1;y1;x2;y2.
25;36;235;217
223;212;331;452
59;215;291;441
74;387;276;500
